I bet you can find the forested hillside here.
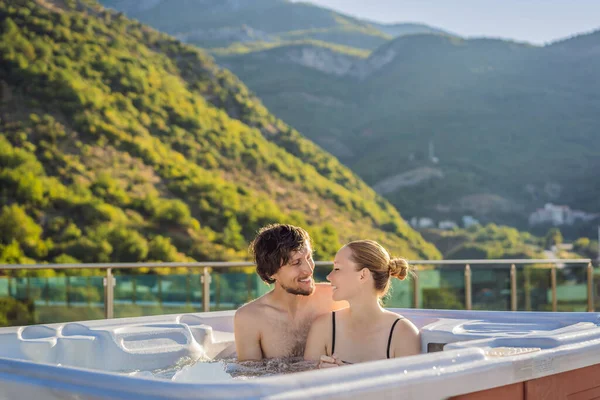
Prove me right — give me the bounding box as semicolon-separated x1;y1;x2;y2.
0;0;441;271
100;0;600;233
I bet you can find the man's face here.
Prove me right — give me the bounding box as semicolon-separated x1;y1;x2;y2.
272;241;315;296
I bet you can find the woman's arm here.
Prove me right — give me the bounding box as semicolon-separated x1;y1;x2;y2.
391;319;422;358
304;313;330;361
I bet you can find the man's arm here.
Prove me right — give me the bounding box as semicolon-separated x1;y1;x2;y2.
234;305;263;361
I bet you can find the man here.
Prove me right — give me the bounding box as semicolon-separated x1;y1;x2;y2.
234;224;347;360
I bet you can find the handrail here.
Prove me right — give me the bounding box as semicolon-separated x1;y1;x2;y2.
0;258;592;270
0;258;595;318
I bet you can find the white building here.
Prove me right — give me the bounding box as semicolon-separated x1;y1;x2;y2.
410;217;435;229
438;220;458;230
529;203;598;226
462;215;480;228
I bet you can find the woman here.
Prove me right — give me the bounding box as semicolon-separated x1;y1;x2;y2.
304;240;420;367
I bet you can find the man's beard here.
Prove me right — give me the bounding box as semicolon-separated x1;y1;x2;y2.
280;281;314;296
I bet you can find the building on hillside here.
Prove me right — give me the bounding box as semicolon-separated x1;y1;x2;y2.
462;215;480;228
410;217;435;229
438;220;458;230
528;203;598;226
428;139;439;164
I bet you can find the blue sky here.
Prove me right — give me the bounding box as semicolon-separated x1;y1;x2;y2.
292;0;600;45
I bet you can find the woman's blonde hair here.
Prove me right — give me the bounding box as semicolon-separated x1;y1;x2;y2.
345;240;409;297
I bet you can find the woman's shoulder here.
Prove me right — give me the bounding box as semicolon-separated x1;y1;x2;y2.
385;311;419;332
310;309;349;339
387;312;421;357
312;308;347;327
385;311;419;339
382;310;406;322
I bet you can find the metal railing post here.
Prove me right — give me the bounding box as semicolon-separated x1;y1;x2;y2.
132;276;137;305
587;262;594;312
202;267;211;312
104;268;114;319
86;276;91;306
412;269;419;309
550;265;557;312
45;276;49;305
157;275;163;306
215;274;221;310
524;266;531;311
464;264;472;310
186;270;191;306
510;264;517;311
65;275;70;307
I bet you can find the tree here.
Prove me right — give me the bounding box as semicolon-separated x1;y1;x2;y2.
0;205;42;247
148;236;181;262
106;227;149;262
222;217;246;251
155;199;191;226
544;228;563;250
0;240;35;264
0;298;35;327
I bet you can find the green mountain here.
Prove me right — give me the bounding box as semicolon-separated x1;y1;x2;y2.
97;0;599;235
420;224;545;260
212;33;600;233
369;21;449;38
0;0;441;268
99;0;447;51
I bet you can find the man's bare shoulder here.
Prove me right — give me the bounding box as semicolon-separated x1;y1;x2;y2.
235;292;273;319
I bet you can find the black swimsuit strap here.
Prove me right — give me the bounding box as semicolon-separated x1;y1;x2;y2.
331;311;336;355
387;318;403;359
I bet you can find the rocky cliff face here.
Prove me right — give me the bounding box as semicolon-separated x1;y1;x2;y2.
174;26;275;45
347;47;398;79
279;46;359;76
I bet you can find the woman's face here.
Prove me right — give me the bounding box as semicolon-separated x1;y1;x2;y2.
327;246;363;301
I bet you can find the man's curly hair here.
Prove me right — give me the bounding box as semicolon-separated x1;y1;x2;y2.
249;224;311;284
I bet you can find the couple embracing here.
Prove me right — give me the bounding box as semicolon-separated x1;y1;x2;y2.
234;224;420;368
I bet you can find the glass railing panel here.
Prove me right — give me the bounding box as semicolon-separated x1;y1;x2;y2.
555;264;589;312
113;272;203;318
471;265;511;311
212;269;261;311
517;265;551;311
0;261;595;327
418;266;465;310
0;272;106;326
385;272;413;308
40;275;105;324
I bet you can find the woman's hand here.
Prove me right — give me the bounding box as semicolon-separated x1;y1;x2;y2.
318;354;343;369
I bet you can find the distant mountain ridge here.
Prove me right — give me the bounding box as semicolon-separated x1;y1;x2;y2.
215;31;600;233
100;0;449;51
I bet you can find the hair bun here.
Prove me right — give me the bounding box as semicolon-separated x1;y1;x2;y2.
389;258;409;280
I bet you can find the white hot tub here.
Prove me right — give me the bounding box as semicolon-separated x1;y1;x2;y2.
0;309;599;399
